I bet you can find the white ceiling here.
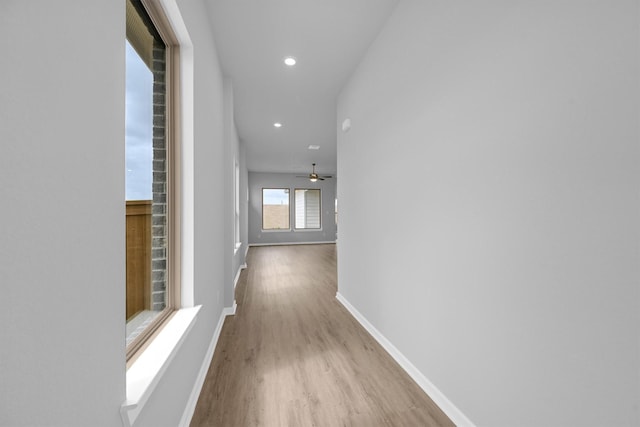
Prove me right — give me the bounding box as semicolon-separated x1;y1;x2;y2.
206;0;399;175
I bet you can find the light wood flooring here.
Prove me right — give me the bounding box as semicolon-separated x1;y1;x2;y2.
190;244;454;427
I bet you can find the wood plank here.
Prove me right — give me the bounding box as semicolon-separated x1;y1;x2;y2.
126;200;152;320
191;244;455;427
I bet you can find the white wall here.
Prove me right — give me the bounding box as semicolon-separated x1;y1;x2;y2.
224;78;247;307
239;141;249;255
337;1;639;426
0;0;240;425
236;138;249;272
0;2;125;425
248;172;337;245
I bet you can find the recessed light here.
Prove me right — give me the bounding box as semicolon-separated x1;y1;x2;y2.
273;122;282;128
284;56;296;66
308;145;320;150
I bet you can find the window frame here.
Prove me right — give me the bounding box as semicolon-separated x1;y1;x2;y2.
261;187;291;231
125;0;182;363
294;188;322;230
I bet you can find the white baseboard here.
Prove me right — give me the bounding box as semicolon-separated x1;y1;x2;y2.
179;303;236;427
335;293;476;427
249;240;336;247
225;302;237;316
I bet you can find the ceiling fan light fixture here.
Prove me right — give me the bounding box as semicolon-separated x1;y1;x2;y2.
295;163;332;182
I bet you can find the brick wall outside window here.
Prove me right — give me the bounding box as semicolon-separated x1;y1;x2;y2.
151;39;167;311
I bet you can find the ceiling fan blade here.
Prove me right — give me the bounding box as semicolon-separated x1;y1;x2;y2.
318;177;325;181
320;175;333;179
295;175;309;178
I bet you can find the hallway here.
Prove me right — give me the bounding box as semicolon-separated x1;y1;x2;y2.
191;244;453;426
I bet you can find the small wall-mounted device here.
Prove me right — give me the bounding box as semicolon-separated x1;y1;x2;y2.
341;118;351;133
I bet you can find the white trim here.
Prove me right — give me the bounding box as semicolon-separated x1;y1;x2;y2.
244;244;249;259
249;240;335;247
234;241;242;255
178;304;236;427
226;302;237;316
234;263;248;289
121;306;202;427
335;293;476;427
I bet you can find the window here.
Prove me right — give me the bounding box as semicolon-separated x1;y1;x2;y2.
294;189;321;229
262;188;290;230
125;0;180;361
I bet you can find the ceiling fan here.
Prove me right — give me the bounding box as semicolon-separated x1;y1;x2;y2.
297;163;333;182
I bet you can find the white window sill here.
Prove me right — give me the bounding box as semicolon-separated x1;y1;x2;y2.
121;305;201;427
